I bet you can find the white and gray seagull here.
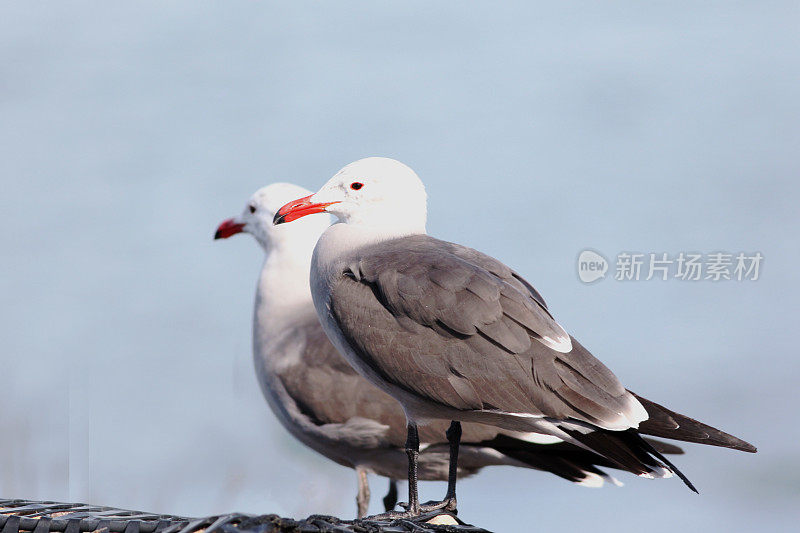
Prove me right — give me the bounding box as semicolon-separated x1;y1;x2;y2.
273;158;757;518
214;183;689;517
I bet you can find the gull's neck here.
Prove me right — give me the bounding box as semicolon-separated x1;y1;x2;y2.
310;220;426;302
254;241;316;345
318;220;425;259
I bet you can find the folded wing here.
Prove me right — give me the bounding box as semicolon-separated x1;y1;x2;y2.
331;235;646;432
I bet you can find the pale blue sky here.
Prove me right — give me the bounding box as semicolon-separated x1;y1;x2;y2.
1;2;797;531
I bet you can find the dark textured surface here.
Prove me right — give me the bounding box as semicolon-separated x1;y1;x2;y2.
0;500;491;533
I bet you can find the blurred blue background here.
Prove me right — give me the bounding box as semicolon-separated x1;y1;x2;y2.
1;2;797;531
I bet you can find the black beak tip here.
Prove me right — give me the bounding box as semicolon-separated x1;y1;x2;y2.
273;213;286;226
213;230;223;240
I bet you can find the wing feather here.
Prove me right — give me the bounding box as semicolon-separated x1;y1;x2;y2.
330;235;644;430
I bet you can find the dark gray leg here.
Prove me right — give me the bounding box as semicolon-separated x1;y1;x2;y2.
417;420;461;514
405;422;421;515
443;420;461;510
365;424;422;520
356;466;370;518
367;422;463;521
383;479;399;512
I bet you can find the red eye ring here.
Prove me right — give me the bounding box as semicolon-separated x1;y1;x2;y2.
350;182;363;190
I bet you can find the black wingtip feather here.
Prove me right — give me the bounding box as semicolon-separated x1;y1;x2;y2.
478;434;679;486
554;426;700;491
636;433;699;494
631;392;757;453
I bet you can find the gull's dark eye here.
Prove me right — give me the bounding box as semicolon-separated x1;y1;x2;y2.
350;182;363;190
248;205;256;213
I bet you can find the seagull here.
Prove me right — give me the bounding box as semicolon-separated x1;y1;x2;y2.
273;158;757;518
215;183;687;517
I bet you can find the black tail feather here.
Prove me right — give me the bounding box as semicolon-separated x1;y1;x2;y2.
556;426;699;493
481;434;615;483
481;433;685;484
560;428;664;477
479;433;676;486
480;405;732;493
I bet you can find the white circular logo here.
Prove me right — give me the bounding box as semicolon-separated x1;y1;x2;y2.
577;250;608;283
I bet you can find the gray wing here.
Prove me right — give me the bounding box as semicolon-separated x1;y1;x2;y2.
277;322;409;446
277;322;499;446
331;235;645;430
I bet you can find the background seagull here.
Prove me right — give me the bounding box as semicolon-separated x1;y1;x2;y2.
273;158;757;518
215;182;687;517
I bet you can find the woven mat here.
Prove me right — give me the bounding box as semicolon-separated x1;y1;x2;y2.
0;500;491;533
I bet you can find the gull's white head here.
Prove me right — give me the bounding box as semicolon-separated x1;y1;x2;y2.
273;157;427;235
215;182;331;252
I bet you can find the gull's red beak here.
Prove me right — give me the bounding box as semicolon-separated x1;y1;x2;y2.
273;194;338;225
214;218;246;240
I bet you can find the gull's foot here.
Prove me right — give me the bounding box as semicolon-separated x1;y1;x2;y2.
364;508;459;524
363;509;421;521
422;497;457;513
398;497;457;514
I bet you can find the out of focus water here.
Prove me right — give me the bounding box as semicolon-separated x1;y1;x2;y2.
1;2;797;531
